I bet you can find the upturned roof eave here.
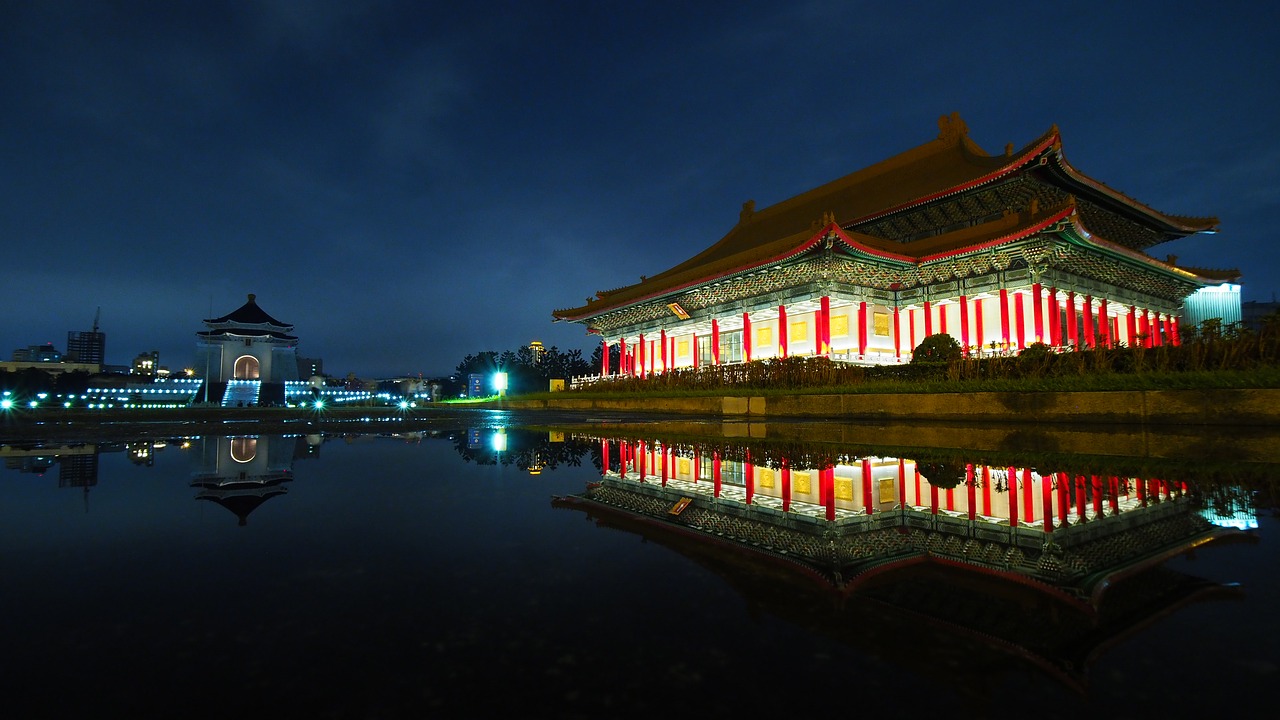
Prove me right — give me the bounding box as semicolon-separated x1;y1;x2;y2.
1047;154;1219;234
851;127;1062;226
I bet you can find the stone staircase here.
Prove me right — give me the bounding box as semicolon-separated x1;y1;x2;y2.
221;379;262;407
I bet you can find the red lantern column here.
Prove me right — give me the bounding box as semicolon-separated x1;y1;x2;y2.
1042;471;1054;533
742;312;752;362
744;457;754;505
659;329;667;373
637;333;646;376
898;458;907;510
1127;307;1137;347
923;300;933;337
711;319;720;365
959;294;970;353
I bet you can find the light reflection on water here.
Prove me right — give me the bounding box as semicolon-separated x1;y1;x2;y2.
0;425;1276;718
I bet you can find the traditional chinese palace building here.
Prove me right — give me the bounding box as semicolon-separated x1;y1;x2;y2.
553;114;1238;374
194;293;300;406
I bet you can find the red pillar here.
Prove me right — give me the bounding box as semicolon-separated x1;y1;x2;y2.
1171;315;1181;346
1041;471;1054;533
1141;309;1152;348
898;458;907;509
975;298;985;353
778;305;788;358
923;300;933;337
1065;292;1078;347
893;305;902;360
1092;475;1103;517
1076;475;1088;520
742;312;752;362
966;464;977;521
858;301;868;356
601;338;609;376
959;294;970;353
1048;287;1060;345
712;452;722;498
659;329;667;373
1032;282;1044;344
1057;472;1070;525
711;319;720;365
638;333;646;376
1127;306;1137;347
1015;291;1026;350
1154;314;1165;347
1082;295;1094;348
692;333;699;369
938;301;948;335
744;456;754;505
982;465;992;516
999;288;1011;349
824;467;836;521
1007;467;1019;528
909;308;918;352
601;439;610;477
820;295;831;356
1023;468;1035;523
1098;298;1110;347
781;461;791;513
862;458;874;515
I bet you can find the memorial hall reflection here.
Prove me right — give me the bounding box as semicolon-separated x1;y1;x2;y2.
189;434;321;525
554;432;1265;693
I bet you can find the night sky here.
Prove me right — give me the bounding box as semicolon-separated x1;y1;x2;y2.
3;1;1276;378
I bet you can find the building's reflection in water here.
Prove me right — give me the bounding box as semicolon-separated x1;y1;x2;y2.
189;435;320;526
555;435;1259;694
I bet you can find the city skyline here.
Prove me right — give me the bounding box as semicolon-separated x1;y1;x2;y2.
3;1;1276;378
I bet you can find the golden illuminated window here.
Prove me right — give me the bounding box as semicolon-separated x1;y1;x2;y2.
879;478;897;504
793;471;811;495
756;327;772;347
677;340;689;357
874;312;890;337
789;321;807;341
758;468;774;488
830;315;849;337
677;458;691;475
834;477;854;501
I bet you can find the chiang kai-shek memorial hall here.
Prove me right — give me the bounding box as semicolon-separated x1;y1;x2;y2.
553;114;1239;375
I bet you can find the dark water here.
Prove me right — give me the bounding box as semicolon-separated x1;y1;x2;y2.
2;416;1276;719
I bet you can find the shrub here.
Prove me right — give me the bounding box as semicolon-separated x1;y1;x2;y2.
911;333;962;364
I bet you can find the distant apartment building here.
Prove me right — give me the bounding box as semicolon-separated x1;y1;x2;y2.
67;329;106;365
12;343;62;363
131;351;160;376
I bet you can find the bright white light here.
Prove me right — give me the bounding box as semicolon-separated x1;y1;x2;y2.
398;400;409;410
491;429;508;452
0;398;12;410
493;372;508;392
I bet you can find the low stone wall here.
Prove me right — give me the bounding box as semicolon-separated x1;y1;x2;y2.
500;388;1280;426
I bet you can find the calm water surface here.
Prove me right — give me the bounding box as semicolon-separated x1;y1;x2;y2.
1;418;1276;719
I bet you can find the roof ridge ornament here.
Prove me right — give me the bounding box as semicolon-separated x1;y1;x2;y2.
937;112;969;146
739;199;755;224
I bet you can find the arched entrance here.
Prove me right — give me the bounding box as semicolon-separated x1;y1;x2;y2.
230;436;258;463
234;355;260;380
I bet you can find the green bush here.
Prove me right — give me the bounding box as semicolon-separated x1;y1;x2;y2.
911;333;962;364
